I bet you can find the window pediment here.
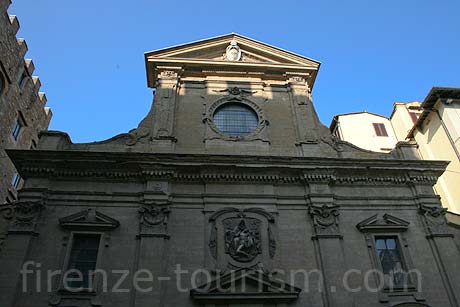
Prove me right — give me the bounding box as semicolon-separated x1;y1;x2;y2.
190;269;300;303
59;209;120;230
356;214;410;233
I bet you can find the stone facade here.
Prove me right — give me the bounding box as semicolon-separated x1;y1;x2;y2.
0;0;52;204
1;33;460;307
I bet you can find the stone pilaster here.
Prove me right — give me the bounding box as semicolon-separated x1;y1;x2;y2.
152;67;181;142
132;199;170;307
0;200;44;307
308;182;354;307
418;203;460;307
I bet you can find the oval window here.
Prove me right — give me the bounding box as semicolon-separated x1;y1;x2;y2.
213;103;259;137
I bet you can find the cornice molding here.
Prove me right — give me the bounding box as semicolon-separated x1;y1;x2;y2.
8;150;446;185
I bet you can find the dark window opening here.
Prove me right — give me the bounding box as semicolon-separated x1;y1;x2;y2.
11;118;23;140
373;123;388;137
11;173;21;189
66;234;101;289
375;236;407;287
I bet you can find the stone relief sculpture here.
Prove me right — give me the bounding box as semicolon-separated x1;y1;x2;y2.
209;207;276;270
224;218;261;262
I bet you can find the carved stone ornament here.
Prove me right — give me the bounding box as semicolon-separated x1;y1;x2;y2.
158;70;178;79
321;135;344;152
138;202;170;239
213;87;257;97
288;76;306;83
309;204;341;238
0;200;44;234
223;40;242;61
224;217;261;263
126;127;150;146
418;204;452;237
209;208;276;270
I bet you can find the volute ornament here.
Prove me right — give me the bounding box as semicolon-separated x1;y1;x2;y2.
418;204;451;237
138;202;171;239
310;204;341;237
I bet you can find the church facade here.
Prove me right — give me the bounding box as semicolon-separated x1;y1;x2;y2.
1;33;460;307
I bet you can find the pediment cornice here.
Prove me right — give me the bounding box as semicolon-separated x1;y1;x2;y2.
356;213;410;232
59;209;120;229
144;33;320;88
190;269;301;303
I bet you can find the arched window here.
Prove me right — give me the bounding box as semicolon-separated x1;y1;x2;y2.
213;103;258;137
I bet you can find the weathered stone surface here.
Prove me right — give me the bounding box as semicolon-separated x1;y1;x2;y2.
1;33;460;307
0;0;52;204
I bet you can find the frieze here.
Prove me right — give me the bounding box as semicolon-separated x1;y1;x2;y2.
19;166;441;186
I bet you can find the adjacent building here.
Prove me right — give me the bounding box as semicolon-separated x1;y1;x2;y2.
0;0;52;204
330;89;459;215
401;88;460;215
330;111;398;152
1;33;459;307
390;101;422;142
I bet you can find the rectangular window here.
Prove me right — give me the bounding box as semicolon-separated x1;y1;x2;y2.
11;118;23;140
375;236;407;287
66;234;101;289
373;123;388;137
11;173;21;189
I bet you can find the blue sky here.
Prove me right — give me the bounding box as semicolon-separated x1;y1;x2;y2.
9;0;460;143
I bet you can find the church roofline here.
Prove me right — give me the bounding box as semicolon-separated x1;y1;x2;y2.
144;33;321;89
144;32;321;64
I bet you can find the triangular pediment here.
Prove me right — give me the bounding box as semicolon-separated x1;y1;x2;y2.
190;269;300;303
59;209;120;229
146;33;319;67
356;214;410;232
145;33;321;88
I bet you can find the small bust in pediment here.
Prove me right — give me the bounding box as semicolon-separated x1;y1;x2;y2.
224;40;242;61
